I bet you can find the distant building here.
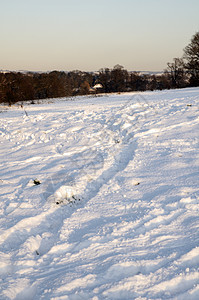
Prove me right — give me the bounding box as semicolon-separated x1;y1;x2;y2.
89;83;103;94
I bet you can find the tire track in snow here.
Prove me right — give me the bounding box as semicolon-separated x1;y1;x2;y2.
42;93;157;205
28;94;161;264
38;134;137;260
10;103;140;269
0;98;139;277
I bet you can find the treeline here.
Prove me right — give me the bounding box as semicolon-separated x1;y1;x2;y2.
0;32;199;105
0;68;177;105
0;67;173;105
0;71;94;105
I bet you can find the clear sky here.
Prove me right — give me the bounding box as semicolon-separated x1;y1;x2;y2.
1;0;199;72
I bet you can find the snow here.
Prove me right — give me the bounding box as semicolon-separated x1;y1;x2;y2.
0;88;199;299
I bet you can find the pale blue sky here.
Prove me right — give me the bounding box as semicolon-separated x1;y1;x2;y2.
1;0;199;71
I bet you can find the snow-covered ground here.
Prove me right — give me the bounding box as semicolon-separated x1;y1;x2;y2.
0;88;199;300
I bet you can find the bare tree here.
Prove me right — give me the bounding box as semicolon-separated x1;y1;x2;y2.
167;58;186;88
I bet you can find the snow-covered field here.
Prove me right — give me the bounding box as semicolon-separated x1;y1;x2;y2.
0;88;199;300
